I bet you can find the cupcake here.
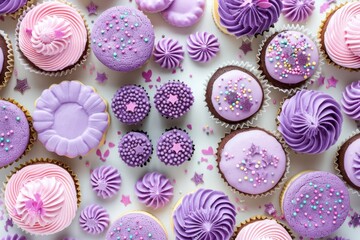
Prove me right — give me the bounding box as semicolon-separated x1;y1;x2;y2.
105;211;167;239
111;85;151;125
33;81;110;158
135;172;174;209
154;81;194;119
157;128;194;166
16;1;89;76
92;6;155;72
0;0;33;18
187;32;220;63
1;234;27;240
282;0;315;23
90;165;121;199
217;127;288;197
232;216;293;239
173;188;236;239
118;131;153;167
79;204;109;235
319;2;360;70
205;63;269;129
213;0;283;38
341;80;360;120
4;158;81;235
0;31;14;90
258;28;321;92
278;90;343;154
0;98;36;168
135;0;174;13
280;171;350;239
153;38;184;69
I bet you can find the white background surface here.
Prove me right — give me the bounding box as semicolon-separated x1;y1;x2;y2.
0;0;360;239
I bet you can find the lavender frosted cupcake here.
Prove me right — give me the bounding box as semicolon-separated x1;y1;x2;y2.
135;172;174;209
153;38;184;69
341;80;360;121
187;32;220;63
154;81;194;119
90;165;121;199
111;85;151;125
79;204;109;235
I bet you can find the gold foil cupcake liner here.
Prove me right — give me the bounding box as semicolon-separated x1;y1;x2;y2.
0;31;14;90
0;98;37;169
7;0;35;19
257;24;324;95
204;61;271;130
216;126;291;199
15;0;90;77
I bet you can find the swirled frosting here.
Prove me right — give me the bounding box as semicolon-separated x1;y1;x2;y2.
282;0;315;22
18;1;87;72
153;38;184;69
90;166;121;199
4;163;78;235
218;0;283;37
173;188;236;240
0;0;27;15
235;219;292;240
278;90;343;154
340;134;360;188
1;234;27;240
324;2;360;69
135;172;174;209
79;204;109;235
341;80;360;120
187;32;220;63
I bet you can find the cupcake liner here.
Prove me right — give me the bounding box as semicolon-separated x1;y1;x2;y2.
318;1;360;72
0;98;37;169
231;215;295;240
216;126;290;199
0;31;14;90
7;0;35;19
257;24;324;95
204;61;271;130
15;0;90;77
334;129;360;196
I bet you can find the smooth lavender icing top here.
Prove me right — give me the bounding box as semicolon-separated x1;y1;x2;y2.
161;0;205;27
265;31;319;85
342;135;360;188
219;129;287;195
209;69;263;123
92;6;155;72
218;0;283;37
0;100;30;168
173;188;236;240
282;171;350;238
0;0;27;14
341;80;360;121
278;90;342;154
135;0;174;13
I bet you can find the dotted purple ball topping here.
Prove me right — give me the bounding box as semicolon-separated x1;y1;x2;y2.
157;129;194;166
119;132;153;167
111;85;151;124
154;81;194;119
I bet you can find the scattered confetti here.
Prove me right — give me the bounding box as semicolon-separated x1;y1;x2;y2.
156;76;161;82
264;203;277;216
142;69;152;82
318;74;325;86
201;157;208;163
108;142;115;148
201;147;214;156
202;125;214;135
272;99;277;105
96;149;110;162
85;161;90;167
349;212;360;228
120;195;132;207
14;78;30;94
95;72;108;83
206;164;213;171
191;172;204;186
239;41;252;55
320;0;336;14
326;76;338;89
4;218;13;232
186;124;192;130
86;1;98;16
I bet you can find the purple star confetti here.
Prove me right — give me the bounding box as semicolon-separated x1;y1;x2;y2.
14;78;30;94
95;72;108;83
86;1;98;16
239;41;252;55
349;212;360;228
264;203;277;216
4;218;13;232
191;172;204;186
326;76;338;89
120;195;132;207
318;75;325;86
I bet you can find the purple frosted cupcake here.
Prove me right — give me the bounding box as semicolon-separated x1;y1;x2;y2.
0;0;32;17
119;131;153;167
135;172;174;209
1;234;27;240
341;80;360;121
79;204;109;235
154;81;194;119
90;165;121;199
111;85;151;125
91;6;155;72
157;129;194;166
153;38;184;69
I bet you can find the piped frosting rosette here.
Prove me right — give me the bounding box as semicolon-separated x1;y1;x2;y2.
342;80;360;121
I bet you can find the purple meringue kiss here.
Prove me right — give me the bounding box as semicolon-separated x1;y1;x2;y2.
153;38;184;69
187;32;220;62
283;0;315;23
79;204;110;235
91;166;121;199
342;80;360;121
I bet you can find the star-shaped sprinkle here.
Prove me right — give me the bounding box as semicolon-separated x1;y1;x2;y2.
120;195;131;207
126;102;137;112
239;41;252;55
191;172;204;186
318;75;325;86
86;1;98;16
134;145;144;154
95;72;107;83
264;203;277;216
14;78;30;94
326;76;338;89
349;212;360;228
167;94;178;104
4;218;13;232
171;143;183;154
241;98;253;111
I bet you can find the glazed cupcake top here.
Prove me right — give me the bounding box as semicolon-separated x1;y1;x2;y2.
173;188;236;240
0;100;30;168
218;0;283;37
0;0;27;15
278;90;342;154
92;6;155;72
235;219;292;240
18;1;88;72
218;128;287;195
339;134;360;188
282;0;315;23
4;163;78;235
264;30;319;85
282;171;350;239
324;2;360;69
341;80;360;120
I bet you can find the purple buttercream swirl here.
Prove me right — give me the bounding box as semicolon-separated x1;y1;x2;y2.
79;204;109;235
0;0;27;14
218;0;283;37
173;188;236;240
354;152;360;180
283;0;315;22
278;90;343;154
135;172;174;209
187;32;220;63
153;38;184;69
1;234;27;240
341;80;360;121
90;166;121;199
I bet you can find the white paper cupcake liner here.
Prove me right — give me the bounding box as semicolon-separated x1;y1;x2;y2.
204;61;271;130
257;24;324;95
